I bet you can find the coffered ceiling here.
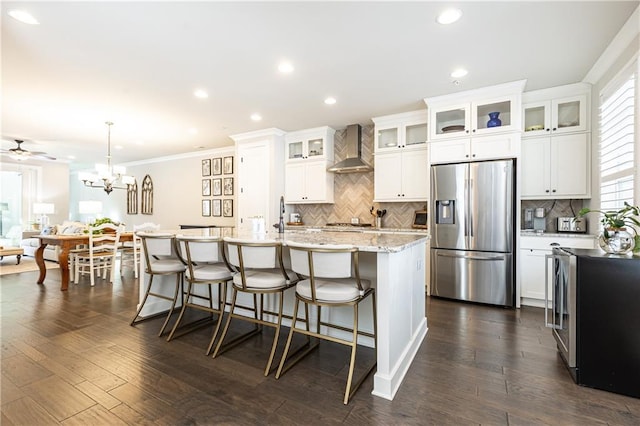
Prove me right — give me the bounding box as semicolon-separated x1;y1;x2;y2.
1;1;637;170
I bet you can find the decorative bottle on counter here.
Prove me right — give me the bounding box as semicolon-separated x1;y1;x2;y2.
487;112;502;128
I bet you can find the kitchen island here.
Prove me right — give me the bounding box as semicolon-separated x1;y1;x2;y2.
137;228;428;401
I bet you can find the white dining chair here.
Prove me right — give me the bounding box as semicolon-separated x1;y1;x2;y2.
74;223;123;286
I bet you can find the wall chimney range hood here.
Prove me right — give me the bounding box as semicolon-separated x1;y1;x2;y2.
327;124;372;173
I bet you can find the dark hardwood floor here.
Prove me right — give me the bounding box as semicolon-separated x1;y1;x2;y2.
2;268;639;425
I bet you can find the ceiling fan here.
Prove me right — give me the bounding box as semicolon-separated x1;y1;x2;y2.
1;140;56;161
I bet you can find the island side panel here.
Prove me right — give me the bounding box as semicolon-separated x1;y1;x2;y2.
372;242;428;401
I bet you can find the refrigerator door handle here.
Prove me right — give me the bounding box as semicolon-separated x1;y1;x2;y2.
463;178;468;237
468;178;474;238
436;252;505;261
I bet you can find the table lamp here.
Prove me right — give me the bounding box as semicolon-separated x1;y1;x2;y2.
33;202;55;227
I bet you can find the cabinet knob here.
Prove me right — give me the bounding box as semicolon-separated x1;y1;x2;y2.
472;154;476;158
546;128;551;132
397;194;401;197
545;190;550;193
472;129;476;133
465;130;469;134
465;154;469;158
552;127;557;131
552;189;556;193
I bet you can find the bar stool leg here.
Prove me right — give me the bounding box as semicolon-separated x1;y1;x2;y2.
158;273;183;337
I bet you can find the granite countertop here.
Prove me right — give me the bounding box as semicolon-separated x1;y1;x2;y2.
520;230;596;239
286;224;429;235
175;228;429;253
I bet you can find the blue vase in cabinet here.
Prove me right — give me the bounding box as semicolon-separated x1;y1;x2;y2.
487;112;502;128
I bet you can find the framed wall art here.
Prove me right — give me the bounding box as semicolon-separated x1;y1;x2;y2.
223;177;234;196
212;178;222;196
223;156;234;174
212;157;222;175
202;199;211;217
223;199;233;217
212;199;222;217
202;179;211;196
202;159;211;176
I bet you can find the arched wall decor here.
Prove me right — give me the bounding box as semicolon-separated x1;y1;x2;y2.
127;180;138;214
141;174;153;215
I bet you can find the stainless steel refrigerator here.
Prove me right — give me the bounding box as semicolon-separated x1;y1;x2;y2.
430;159;515;307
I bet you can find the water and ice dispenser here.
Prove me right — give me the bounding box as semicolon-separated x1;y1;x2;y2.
435;200;455;224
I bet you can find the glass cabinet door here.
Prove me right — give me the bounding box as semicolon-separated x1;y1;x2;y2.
307;138;324;158
287;141;304;159
552;95;587;133
377;127;400;150
431;104;469;140
523;101;551;136
473;98;513;133
405;122;428;147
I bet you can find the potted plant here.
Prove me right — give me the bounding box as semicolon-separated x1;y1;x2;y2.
578;202;640;254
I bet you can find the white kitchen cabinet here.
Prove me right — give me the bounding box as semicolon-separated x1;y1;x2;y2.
374;148;428;202
285;160;334;204
425;80;526;141
372;110;428;153
232;128;286;232
429;133;520;164
523;83;590;137
285;126;335;162
521;133;590;199
284;126;335;204
520;234;596;306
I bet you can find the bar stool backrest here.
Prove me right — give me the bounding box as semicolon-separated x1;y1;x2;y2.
288;242;355;279
177;237;223;264
224;237;280;269
139;233;180;273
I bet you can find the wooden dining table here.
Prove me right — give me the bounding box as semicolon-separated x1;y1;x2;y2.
36;232;134;291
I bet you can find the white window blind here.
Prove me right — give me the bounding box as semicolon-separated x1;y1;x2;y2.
599;72;635;210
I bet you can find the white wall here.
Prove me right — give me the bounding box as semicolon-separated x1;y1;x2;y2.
70;147;236;230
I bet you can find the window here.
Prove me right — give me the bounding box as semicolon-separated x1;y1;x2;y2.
599;66;636;210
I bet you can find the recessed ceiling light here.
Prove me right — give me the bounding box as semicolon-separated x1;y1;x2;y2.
194;89;208;99
8;10;39;25
436;8;462;25
324;97;337;105
451;68;468;78
278;61;294;73
250;113;262;121
135;140;145;146
189;128;198;135
114;145;124;150
67;155;76;160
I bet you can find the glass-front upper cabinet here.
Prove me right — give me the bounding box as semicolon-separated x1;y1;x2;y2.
523;95;587;137
373;110;428;153
430;103;470;140
472;97;514;132
425;80;526;141
285;126;335;161
522;83;590;137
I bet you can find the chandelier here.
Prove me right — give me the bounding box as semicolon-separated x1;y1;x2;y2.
78;121;135;194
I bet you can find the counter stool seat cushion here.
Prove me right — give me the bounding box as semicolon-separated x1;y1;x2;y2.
232;268;296;290
296;278;371;303
188;263;233;281
150;259;186;273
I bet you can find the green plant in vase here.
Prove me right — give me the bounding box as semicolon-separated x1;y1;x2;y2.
578;202;640;254
85;217;122;234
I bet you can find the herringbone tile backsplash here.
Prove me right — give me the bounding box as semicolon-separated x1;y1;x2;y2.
296;125;427;229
